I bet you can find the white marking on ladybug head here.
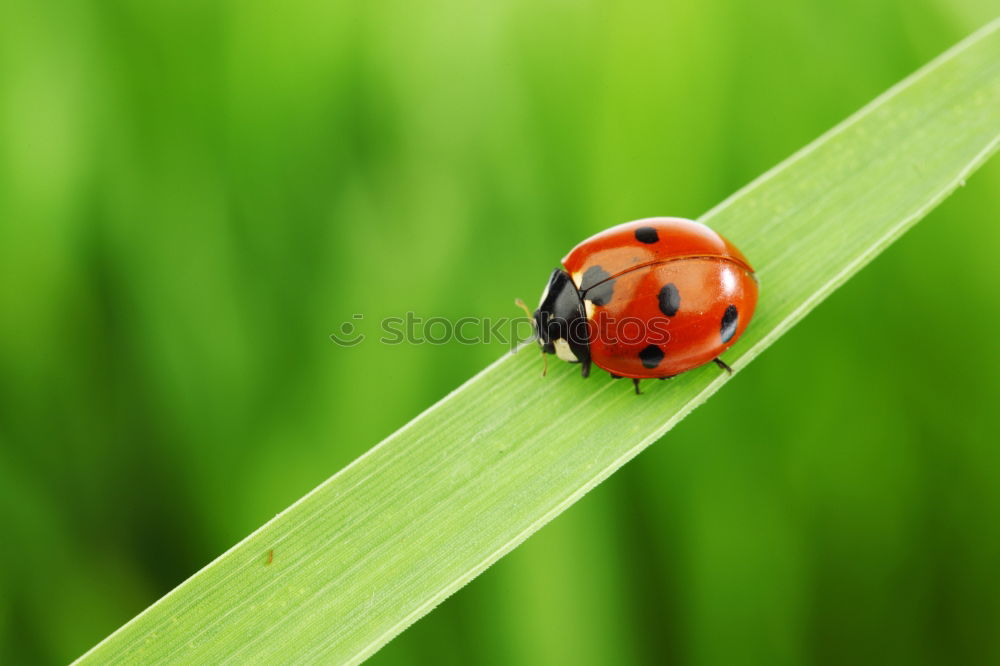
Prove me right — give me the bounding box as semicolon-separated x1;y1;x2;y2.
553;338;578;362
571;271;583;288
584;300;596;319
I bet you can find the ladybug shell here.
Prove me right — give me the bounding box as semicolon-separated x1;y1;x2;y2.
562;217;758;379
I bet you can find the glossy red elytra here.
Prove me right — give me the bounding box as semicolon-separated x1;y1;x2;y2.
523;217;758;393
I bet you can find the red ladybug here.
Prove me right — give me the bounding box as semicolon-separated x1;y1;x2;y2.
524;217;758;393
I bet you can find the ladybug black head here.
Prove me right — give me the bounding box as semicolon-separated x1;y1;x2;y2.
532;269;591;378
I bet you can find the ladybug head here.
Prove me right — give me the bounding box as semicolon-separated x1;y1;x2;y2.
528;269;591;378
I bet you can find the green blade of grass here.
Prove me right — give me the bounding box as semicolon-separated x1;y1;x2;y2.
78;19;1000;665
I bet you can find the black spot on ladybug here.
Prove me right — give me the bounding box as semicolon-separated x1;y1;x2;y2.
580;265;610;290
634;226;659;244
580;265;615;306
720;305;739;343
657;283;680;316
638;344;664;369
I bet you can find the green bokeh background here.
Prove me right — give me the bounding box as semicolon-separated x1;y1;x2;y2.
2;1;999;663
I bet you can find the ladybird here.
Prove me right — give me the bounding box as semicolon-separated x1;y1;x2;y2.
522;217;758;394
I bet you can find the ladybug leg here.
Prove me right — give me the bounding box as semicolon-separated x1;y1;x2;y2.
632;378;642;395
713;357;733;375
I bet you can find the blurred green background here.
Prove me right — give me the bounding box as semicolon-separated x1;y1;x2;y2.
1;0;999;663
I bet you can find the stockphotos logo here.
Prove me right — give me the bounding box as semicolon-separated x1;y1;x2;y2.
329;313;672;349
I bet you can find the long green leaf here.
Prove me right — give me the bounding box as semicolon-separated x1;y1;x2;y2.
77;19;1000;665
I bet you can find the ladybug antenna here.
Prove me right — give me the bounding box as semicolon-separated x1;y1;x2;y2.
514;298;548;377
513;297;533;321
